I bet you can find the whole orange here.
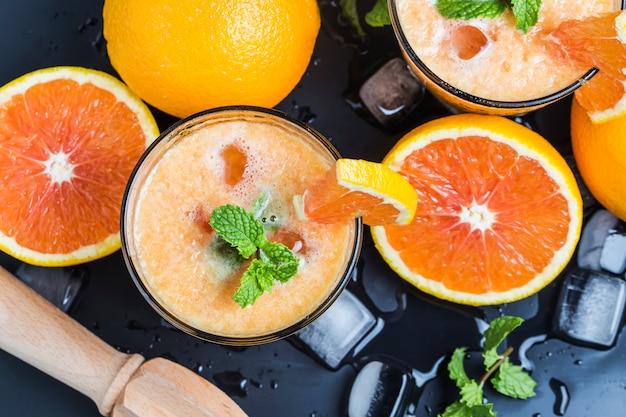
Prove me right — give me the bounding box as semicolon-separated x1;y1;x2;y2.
102;0;320;118
571;97;626;221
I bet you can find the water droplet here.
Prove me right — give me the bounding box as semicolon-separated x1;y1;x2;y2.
270;380;279;389
549;378;570;416
532;413;542;417
213;371;248;397
193;362;204;373
290;101;316;124
77;17;97;33
91;31;107;55
574;359;583;365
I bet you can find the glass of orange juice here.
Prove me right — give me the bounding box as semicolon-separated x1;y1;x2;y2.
388;0;621;115
120;106;362;345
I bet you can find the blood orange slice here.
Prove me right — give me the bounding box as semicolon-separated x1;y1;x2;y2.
547;10;626;123
294;158;418;226
371;114;583;306
0;66;159;266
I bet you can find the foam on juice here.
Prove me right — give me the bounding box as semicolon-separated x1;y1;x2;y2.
396;0;617;101
130;117;354;338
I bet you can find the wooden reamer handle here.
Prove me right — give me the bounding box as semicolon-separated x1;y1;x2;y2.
0;265;144;416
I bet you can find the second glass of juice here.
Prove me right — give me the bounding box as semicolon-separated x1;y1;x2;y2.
121;106;362;345
389;0;620;115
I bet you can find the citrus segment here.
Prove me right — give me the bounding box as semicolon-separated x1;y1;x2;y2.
548;10;626;123
571;97;626;221
294;158;418;226
0;66;159;266
103;0;321;118
372;114;582;306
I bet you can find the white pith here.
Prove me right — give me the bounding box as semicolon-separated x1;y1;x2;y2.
43;151;76;184
459;200;496;233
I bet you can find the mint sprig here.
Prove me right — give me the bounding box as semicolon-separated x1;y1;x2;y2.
210;204;299;308
338;0;390;36
365;0;391;27
435;0;542;33
439;316;537;417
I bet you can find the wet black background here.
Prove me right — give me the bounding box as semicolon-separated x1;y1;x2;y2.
1;1;625;416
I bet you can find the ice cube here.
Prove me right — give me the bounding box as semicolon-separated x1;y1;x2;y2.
358;57;424;127
577;209;619;271
14;263;88;312
347;356;418;417
292;289;377;369
553;268;626;348
599;226;626;275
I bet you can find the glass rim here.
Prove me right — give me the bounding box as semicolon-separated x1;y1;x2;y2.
387;0;618;110
120;105;364;346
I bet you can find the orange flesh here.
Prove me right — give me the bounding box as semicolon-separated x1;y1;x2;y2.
384;136;572;294
0;79;147;253
302;167;402;225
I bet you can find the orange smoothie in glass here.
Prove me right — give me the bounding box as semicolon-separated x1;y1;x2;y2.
389;0;620;114
121;107;361;345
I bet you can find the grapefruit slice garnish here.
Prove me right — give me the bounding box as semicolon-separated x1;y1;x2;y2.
547;10;626;123
0;66;159;266
293;158;418;226
371;114;583;306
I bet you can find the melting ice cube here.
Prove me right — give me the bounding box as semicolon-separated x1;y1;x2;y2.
600;227;626;275
347;357;418;417
292;289;378;369
553;268;626;348
358;57;424;127
577;209;626;274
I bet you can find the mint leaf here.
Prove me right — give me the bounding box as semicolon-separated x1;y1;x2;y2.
210;204;265;258
492;358;537;399
511;0;541;33
435;0;541;32
448;347;471;388
252;193;270;222
258;241;299;283
441;316;536;417
439;401;472;417
365;0;391;27
253;194;282;232
233;260;267;307
436;0;506;20
339;0;366;36
472;403;497;417
210;203;299;307
482;348;501;369
459;380;483;407
483;316;524;351
438;400;496;417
